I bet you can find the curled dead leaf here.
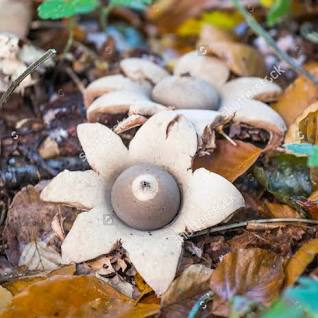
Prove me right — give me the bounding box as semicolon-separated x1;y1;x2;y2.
286;239;318;287
285;102;318;144
193;140;262;182
210;248;285;316
274;63;318;127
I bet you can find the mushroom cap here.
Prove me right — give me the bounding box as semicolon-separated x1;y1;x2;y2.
174;51;230;88
111;163;181;231
220;98;287;134
120;58;169;84
87;90;166;122
84;74;152;107
152;76;220;110
221;77;282;102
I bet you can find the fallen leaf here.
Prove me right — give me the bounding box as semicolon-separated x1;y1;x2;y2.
274;63;318;127
160;264;213;317
0;0;31;38
0;287;12;313
135;273;153;301
286;239;318;286
265;202;301;218
0;276;159;318
18;240;62;271
148;0;259;33
3;184;78;266
3;265;76;296
210;248;285;316
285;102;318;144
177;11;243;36
253;153;312;209
193;140;262;182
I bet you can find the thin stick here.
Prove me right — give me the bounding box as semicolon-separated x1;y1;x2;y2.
190;218;318;238
0;49;56;108
230;0;318;86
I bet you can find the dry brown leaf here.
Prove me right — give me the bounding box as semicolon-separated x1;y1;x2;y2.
285;102;318;144
206;42;266;77
198;24;237;44
3;184;78;266
0;276;159;318
274;63;318;127
265;202;301;218
3;265;76;296
210;248;285;316
193;140;262;182
286;239;318;286
160;264;213;317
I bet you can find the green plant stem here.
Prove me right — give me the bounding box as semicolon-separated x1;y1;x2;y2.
230;0;318;86
62;17;75;58
100;4;114;31
0;49;56;108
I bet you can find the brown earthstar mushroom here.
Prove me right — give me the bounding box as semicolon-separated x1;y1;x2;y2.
152;76;220;110
40;111;245;294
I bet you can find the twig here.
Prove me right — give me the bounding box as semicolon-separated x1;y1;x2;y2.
0;49;56;108
190;218;318;238
188;291;214;318
65;66;85;95
230;0;318;86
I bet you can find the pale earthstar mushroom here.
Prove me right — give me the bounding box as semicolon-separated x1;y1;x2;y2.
120;57;169;84
83;74;152;107
40;111;245;295
174;50;230;88
152;76;220;110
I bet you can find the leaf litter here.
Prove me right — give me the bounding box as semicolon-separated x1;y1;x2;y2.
1;1;318;317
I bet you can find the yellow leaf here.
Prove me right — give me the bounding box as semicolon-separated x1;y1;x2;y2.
177;11;243;36
260;0;275;8
286;239;318;286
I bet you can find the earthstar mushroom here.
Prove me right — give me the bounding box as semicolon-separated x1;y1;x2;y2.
40;111;245;294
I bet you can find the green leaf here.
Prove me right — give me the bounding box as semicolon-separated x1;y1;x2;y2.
110;0;153;10
284;144;318;168
253;153;312;208
38;0;99;20
262;278;318;318
267;0;292;26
